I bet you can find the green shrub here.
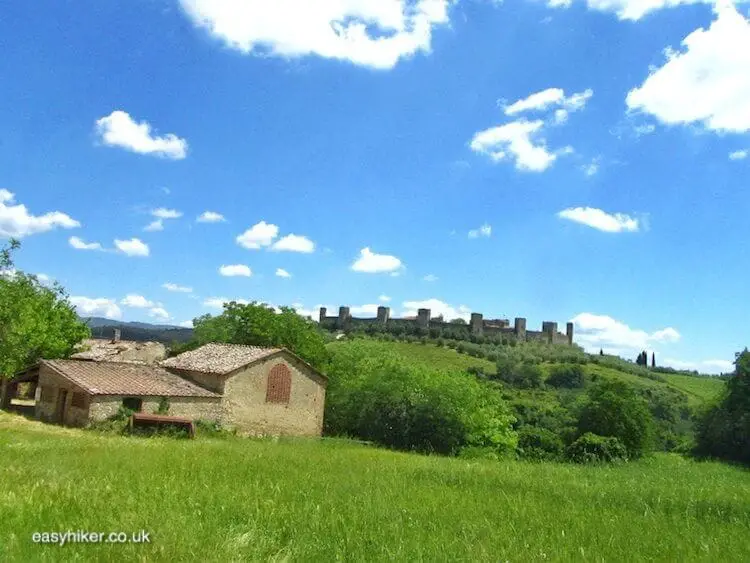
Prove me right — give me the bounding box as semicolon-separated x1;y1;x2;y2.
695;350;750;465
576;380;655;459
517;426;564;461
547;364;585;389
566;433;628;464
496;362;544;389
324;342;517;456
155;397;170;415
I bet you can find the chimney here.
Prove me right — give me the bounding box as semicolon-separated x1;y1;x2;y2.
112;328;121;343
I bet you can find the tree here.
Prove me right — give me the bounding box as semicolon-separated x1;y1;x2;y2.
0;239;90;377
449;318;467;325
576;380;655;459
599;349;604;356
651;352;656;368
191;301;330;369
695;349;750;465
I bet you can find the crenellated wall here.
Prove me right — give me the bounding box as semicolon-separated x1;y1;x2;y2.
318;307;575;345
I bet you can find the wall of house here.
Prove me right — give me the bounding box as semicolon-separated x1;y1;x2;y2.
167;368;227;395
221;354;326;437
88;396;221;422
36;365;90;427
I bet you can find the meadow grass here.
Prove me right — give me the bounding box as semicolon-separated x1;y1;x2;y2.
1;412;749;562
660;373;725;404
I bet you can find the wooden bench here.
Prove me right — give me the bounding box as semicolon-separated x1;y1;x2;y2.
128;413;195;438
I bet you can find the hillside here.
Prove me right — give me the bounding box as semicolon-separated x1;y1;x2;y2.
82;318;194;344
326;339;724;405
1;411;749;562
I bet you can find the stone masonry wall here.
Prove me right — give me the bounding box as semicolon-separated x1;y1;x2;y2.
221;354;326;437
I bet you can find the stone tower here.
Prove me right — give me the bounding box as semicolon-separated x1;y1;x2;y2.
377;306;390;325
514;317;527;340
337;306;351;330
470;313;483;335
319;307;327;324
417;308;431;329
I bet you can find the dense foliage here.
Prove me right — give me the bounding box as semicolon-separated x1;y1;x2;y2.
547;363;586;389
576;380;655;459
0;239;90;377
566;433;628;464
695;350;750;465
177;301;330;369
324;341;517;457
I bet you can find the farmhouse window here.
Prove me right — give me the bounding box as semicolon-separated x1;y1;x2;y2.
122;397;143;412
39;386;56;404
71;392;86;409
266;364;292;404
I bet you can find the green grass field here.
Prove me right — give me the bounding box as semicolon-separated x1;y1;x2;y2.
1;412;749;562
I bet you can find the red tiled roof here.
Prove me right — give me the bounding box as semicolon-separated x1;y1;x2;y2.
160;343;282;375
41;360;219;398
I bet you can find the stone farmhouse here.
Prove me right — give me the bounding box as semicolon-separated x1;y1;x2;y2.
1;342;327;437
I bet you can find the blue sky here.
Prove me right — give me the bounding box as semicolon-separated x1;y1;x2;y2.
2;0;749;373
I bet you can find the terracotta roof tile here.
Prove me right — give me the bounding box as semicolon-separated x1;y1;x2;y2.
42;360;219;398
160;343;281;375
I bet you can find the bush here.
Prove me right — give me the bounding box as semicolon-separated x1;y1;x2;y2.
547;364;585;389
517;426;564;461
576;380;655;459
695;350;750;464
496;362;544;389
566;433;628;464
324;342;517;456
155;397;170;415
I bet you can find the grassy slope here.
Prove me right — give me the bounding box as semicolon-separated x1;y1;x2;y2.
328;340;724;406
2;412;750;562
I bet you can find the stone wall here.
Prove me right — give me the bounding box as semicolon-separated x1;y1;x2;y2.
319;306;574;345
221;354;326;437
88;396;222;423
36;364;91;426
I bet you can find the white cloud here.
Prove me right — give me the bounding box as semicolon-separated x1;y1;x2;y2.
114;238;150;257
579;0;747;21
402;298;472;322
626;5;750;133
203;296;250;309
729;150;748;160
468;223;492;238
558;207;640;233
503;87;593;116
70;296;123;319
148;307;170;321
270;234;315;253
69;236;103;251
470;120;561;172
219;264;252;277
581;158;600;177
36;273;52;284
178;0;453;70
152;208;183;219
351;247;404;274
178;320;194;328
276;268;292;278
0;190;80;238
163;282;193;293
634;123;656;136
197;211;226;223
236;221;279;249
379;295;392;302
121;294;156;308
423;274;439;282
350;304;380;316
95;110;188;159
571;312;680;356
144;219;164;232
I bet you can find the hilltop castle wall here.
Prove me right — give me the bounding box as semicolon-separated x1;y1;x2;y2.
318;307;574;345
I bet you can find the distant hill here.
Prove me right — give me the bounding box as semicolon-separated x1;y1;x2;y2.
80;317;194;344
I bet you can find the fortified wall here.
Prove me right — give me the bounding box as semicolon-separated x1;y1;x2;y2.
318;307;574;346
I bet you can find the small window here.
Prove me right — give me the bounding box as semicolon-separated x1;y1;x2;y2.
40;386;56;404
122;397;143;412
266;364;292;404
71;392;86;409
